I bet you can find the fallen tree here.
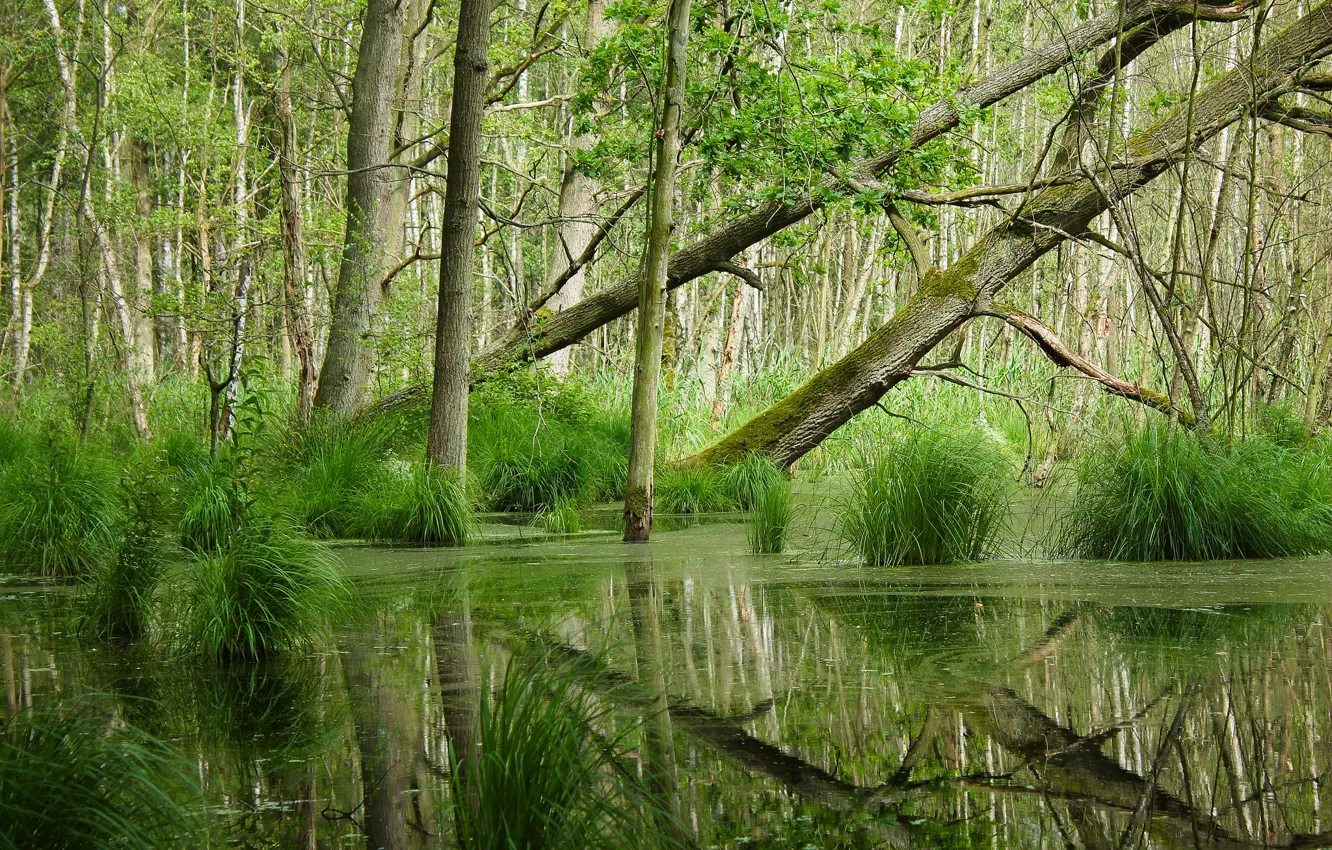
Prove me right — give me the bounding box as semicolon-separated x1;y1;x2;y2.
688;0;1332;467
364;0;1243;416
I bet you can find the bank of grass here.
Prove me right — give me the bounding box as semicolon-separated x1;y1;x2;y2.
1057;423;1332;561
451;648;679;850
734;456;792;553
80;465;166;639
276;415;404;539
0;703;201;849
838;429;1011;566
181;514;349;661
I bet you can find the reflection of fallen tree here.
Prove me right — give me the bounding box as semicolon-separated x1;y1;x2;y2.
543;636;1332;849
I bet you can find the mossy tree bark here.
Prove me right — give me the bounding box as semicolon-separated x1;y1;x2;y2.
623;0;692;542
313;0;405;414
689;0;1332;467
426;0;492;473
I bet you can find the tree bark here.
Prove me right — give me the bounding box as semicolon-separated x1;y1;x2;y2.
277;47;318;424
313;0;405;413
426;0;491;472
623;0;692;542
689;0;1332;467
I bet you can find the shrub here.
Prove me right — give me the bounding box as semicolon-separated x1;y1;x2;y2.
182;516;350;661
838;429;1010;566
745;461;793;554
0;703;200;849
451;648;678;850
655;464;734;514
177;465;251;555
0;438;121;580
1058;424;1332;561
360;464;474;546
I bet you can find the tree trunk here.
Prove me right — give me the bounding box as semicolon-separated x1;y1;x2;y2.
313;0;405;413
277;48;318;424
426;0;491;472
689;1;1332;467
545;0;614;376
623;0;692;542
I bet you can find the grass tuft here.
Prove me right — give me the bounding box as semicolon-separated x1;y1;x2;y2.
182;516;350;661
0;703;200;849
280;416;401;538
80;466;166;639
742;458;793;554
655;464;734;514
538;496;583;534
0;436;121;580
177;465;251;555
838;429;1010;566
1057;423;1332;561
360;464;474;546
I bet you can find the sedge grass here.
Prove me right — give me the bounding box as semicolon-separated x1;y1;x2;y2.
538;496;583;534
1057;423;1332;561
177;464;251;555
655;464;735;514
359;463;474;546
838;429;1010;566
80;467;166;640
451;648;680;850
0;703;200;849
0;437;121;580
745;460;793;554
280;416;401;539
182;516;350;661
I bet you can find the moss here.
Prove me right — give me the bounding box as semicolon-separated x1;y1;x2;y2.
917;262;979;301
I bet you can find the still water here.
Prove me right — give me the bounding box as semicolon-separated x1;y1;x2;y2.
5;520;1332;849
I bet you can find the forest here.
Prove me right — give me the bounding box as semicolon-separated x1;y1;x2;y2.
9;0;1332;845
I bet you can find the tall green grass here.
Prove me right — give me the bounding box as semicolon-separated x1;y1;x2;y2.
740;457;793;554
450;649;678;850
359;464;474;546
277;416;403;538
1057;423;1332;561
655;464;734;514
838;429;1010;566
0;436;121;580
177;464;251;555
182;516;350;661
0;703;200;849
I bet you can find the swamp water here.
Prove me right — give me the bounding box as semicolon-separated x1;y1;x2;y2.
4;519;1332;849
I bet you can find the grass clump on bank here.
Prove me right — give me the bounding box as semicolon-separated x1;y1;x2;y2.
1057;423;1332;561
838;429;1010;566
450;649;678;850
182;515;349;661
0;436;121;580
277;416;402;538
655;464;734;514
177;464;251;555
80;467;166;639
360;464;474;546
0;704;200;849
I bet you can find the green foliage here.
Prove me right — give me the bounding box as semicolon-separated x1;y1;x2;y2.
656;464;735;514
80;466;166;639
742;458;793;554
360;464;474;546
1057;424;1332;561
177;464;251;555
0;704;200;849
0;436;121;580
451;648;679;850
182;515;350;661
722;453;786;509
838;429;1010;566
538;496;583;534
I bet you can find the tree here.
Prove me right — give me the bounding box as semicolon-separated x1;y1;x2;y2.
623;0;693;542
426;0;493;473
313;0;405;414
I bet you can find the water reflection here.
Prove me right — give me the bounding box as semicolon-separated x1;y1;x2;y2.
4;531;1332;848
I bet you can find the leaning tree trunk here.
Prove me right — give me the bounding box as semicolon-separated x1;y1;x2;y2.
685;0;1332;469
313;0;405;414
426;0;492;472
365;0;1243;415
623;0;692;542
